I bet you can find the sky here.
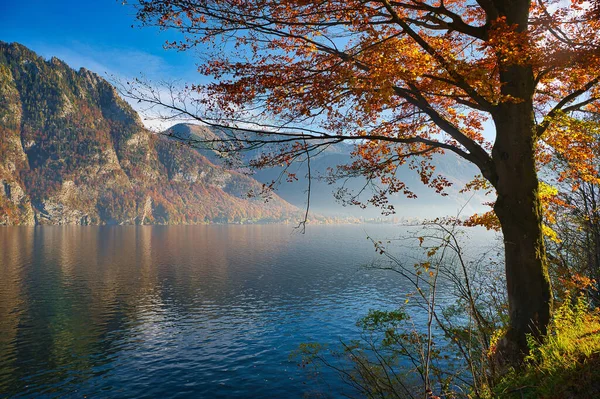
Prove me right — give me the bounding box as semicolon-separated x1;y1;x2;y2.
0;0;497;138
0;0;206;128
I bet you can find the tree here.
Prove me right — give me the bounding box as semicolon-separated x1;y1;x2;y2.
544;116;600;303
129;0;600;360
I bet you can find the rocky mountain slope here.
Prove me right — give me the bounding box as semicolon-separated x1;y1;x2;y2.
0;42;298;225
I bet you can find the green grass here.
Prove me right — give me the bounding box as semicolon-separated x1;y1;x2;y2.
491;296;600;399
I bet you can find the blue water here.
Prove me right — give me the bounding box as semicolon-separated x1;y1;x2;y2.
0;225;495;398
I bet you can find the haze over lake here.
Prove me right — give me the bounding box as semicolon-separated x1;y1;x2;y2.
0;225;496;398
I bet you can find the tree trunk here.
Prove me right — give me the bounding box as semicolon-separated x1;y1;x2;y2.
491;62;553;360
493;148;553;357
484;0;554;355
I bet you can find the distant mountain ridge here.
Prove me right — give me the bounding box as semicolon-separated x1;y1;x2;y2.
166;123;489;219
0;42;298;225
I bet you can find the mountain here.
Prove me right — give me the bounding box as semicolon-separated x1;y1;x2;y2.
166;123;489;219
0;42;299;225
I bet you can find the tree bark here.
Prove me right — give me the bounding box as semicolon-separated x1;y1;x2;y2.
491;61;553;360
493;146;553;356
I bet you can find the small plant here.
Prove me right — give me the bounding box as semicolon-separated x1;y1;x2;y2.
492;295;600;398
296;221;508;399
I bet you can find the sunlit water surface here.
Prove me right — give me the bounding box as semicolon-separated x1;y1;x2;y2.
0;225;496;398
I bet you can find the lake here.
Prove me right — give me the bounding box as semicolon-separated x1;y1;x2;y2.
0;225;496;398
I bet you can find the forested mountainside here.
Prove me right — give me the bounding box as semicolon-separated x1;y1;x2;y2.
167;123;488;219
0;42;298;225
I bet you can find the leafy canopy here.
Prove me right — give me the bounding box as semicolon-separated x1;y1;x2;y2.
133;0;600;213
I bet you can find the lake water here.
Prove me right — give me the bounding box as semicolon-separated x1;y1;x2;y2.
0;225;496;398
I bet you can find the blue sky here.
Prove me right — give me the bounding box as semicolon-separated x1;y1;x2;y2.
1;0;209;128
0;0;205;80
0;0;200;79
0;1;496;138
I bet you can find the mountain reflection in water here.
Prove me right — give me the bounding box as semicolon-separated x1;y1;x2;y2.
0;225;495;398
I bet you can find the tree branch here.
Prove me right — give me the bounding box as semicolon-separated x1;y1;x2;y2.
380;0;493;112
537;75;600;137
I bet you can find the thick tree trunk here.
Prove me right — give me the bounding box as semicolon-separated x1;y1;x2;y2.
485;0;554;356
491;62;553;360
493;140;552;356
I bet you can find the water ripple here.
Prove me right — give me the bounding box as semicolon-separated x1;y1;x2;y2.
0;225;493;398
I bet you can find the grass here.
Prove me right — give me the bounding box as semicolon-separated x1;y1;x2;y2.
490;295;600;399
